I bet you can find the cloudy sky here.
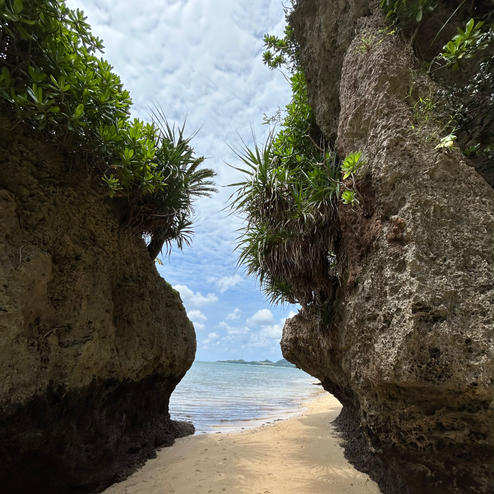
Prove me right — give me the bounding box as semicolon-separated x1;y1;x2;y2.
66;0;298;361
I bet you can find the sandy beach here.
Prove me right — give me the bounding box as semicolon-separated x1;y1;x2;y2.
103;393;381;494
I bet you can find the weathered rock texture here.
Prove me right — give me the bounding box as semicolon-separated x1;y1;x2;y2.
289;0;370;141
0;117;196;493
282;3;494;493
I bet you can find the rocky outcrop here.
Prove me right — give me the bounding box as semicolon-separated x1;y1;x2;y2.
289;0;370;141
282;3;494;493
0;117;196;493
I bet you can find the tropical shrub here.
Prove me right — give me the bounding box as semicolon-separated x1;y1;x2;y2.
230;130;340;307
262;24;298;71
230;20;348;308
436;18;490;70
0;0;215;257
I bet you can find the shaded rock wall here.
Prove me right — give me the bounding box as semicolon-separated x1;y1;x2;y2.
0;118;196;492
290;0;370;140
282;3;494;493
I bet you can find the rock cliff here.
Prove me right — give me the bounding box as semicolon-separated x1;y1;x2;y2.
0;117;196;493
282;2;494;493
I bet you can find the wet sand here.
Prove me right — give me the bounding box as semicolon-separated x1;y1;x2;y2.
103;393;381;494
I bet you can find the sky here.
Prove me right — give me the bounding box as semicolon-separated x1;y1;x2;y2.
66;0;298;361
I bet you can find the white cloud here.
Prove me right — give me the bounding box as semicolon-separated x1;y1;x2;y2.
256;311;297;340
218;320;248;335
214;274;243;293
187;309;207;330
228;327;249;336
173;284;218;308
247;308;274;327
244;331;273;348
287;310;298;319
226;308;241;320
188;309;207;321
241;312;296;351
202;332;220;345
260;323;283;339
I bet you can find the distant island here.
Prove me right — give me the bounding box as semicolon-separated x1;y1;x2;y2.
217;358;295;368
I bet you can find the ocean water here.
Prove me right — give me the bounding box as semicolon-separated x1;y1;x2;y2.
169;361;322;433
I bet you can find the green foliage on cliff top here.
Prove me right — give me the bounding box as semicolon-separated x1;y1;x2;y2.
0;0;215;257
230;22;348;308
230;126;340;306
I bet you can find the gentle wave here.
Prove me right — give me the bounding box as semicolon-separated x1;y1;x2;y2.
169;361;321;433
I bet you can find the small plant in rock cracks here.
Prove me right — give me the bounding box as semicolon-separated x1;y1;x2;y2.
340;152;366;206
341;152;365;179
433;18;490;72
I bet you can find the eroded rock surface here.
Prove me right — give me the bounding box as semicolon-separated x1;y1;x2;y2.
282;3;494;493
0;120;196;493
290;0;370;140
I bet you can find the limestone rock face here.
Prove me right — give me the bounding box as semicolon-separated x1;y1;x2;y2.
282;3;494;493
0;121;196;493
289;0;370;140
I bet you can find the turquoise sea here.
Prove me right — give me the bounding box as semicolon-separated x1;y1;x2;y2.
169;361;322;433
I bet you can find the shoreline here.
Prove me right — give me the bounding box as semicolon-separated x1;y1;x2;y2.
103;392;382;494
187;387;325;435
168;361;322;435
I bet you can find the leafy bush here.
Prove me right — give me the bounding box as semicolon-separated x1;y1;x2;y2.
341;152;365;180
230;130;340;306
126;110;216;258
0;0;215;257
230;20;352;308
437;18;489;69
262;25;298;71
